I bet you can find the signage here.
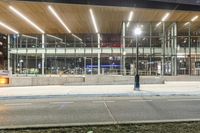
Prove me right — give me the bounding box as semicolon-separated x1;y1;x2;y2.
0;70;11;77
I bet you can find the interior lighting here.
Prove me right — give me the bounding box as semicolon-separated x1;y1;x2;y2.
0;77;9;85
89;9;98;33
48;5;71;33
161;12;170;21
72;34;82;41
9;6;44;34
22;34;37;40
47;34;63;41
191;16;199;22
126;11;133;27
155;12;170;28
184;22;190;26
0;21;19;34
156;22;161;27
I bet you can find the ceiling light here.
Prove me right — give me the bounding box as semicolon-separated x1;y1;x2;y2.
89;9;98;33
72;34;82;41
47;34;63;41
22;34;37;40
184;22;190;26
127;11;133;27
126;22;130;28
97;33;101;40
191;16;199;22
0;21;19;34
156;22;161;27
9;6;44;34
161;13;170;21
128;11;133;21
48;5;71;33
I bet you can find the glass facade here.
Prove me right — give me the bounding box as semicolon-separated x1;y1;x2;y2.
8;21;200;76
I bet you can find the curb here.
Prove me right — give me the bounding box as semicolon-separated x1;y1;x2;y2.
1;119;200;130
0;93;200;100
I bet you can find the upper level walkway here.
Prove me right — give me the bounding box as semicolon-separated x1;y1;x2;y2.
9;47;198;55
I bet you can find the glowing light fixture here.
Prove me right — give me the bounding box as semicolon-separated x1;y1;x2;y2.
48;6;82;41
184;16;198;27
161;12;170;21
9;6;44;34
97;33;101;40
0;21;19;34
89;9;98;33
156;22;162;27
156;13;170;28
22;34;37;40
134;27;142;36
191;16;199;22
0;77;9;85
127;11;133;27
72;34;82;41
184;22;190;26
47;34;63;41
48;5;71;33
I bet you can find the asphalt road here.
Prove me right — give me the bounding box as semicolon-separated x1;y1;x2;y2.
1;96;200;129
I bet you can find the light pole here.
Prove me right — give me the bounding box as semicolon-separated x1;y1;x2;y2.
134;26;142;91
19;59;24;74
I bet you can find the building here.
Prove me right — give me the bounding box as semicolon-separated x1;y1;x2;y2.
1;0;200;76
0;34;7;68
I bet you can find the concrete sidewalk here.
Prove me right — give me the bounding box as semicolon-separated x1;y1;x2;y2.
0;81;200;98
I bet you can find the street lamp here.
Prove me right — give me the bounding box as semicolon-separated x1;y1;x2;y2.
19;59;24;74
134;26;142;91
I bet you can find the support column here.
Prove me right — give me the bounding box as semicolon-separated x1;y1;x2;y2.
122;22;126;75
189;22;192;75
149;23;152;75
97;33;100;75
174;23;177;76
42;34;45;75
161;22;165;76
7;35;11;72
170;23;173;76
170;25;173;75
84;57;86;75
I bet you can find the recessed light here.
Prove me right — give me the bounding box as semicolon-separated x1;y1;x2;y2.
191;16;198;22
0;21;19;34
161;13;170;21
48;5;71;33
156;22;162;27
127;11;133;27
9;6;44;34
72;34;82;41
89;9;98;33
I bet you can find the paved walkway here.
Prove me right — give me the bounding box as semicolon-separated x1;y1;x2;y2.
1;96;200;129
0;81;200;98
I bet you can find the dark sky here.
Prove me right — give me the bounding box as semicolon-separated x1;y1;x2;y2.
19;0;200;11
151;0;200;5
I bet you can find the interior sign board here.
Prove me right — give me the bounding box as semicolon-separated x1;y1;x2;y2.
0;70;11;76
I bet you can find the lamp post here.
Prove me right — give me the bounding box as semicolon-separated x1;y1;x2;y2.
134;26;142;91
19;59;23;74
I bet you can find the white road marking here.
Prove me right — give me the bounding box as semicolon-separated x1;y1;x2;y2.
5;103;32;106
118;118;200;124
50;101;74;104
103;102;116;123
168;99;200;102
129;99;152;102
92;101;115;103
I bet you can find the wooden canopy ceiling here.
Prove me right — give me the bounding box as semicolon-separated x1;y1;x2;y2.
0;1;200;34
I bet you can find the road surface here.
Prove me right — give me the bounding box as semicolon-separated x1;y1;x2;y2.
0;96;200;129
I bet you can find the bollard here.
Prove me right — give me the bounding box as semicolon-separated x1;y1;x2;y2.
134;74;140;91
